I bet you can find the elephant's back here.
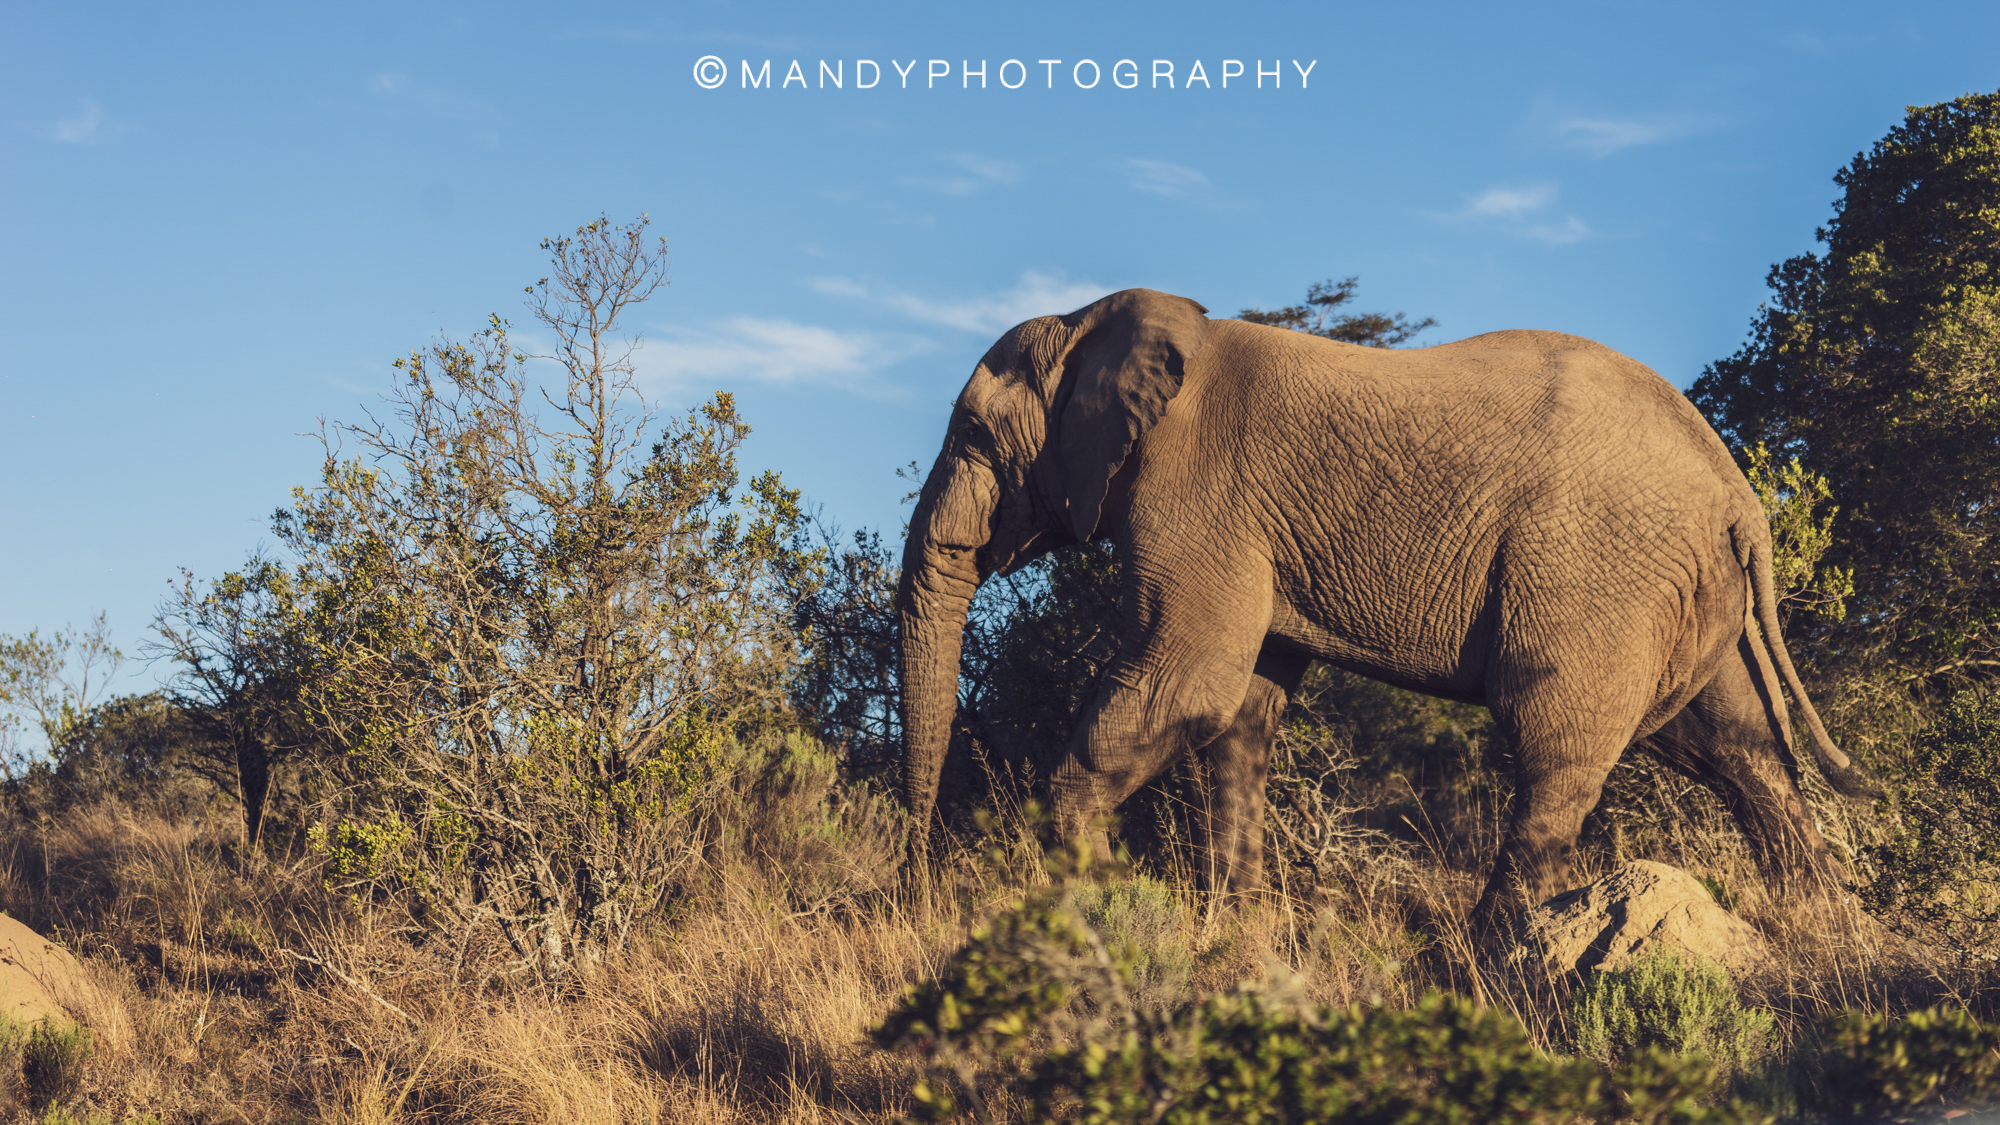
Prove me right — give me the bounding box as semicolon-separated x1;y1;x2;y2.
1187;321;1751;686
1209;321;1740;500
1216;322;1692;422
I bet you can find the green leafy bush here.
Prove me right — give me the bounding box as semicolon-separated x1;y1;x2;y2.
1572;947;1776;1084
1061;877;1192;1005
0;1015;27;1114
21;1020;93;1110
272;218;816;975
878;867;1750;1124
1812;1006;2000;1121
712;731;902;920
1030;987;1750;1125
1861;689;2000;950
875;874;1132;1121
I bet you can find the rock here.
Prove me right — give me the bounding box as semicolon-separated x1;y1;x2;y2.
1512;860;1768;976
0;911;81;1027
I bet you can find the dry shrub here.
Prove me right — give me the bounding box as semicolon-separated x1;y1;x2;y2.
0;734;955;1122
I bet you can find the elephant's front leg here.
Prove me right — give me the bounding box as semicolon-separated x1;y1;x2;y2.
1201;646;1308;902
1049;553;1277;865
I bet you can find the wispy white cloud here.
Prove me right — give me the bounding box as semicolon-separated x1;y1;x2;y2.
907;153;1023;196
1464;183;1558;220
812;271;1110;335
635;318;927;399
48;98;104;144
1435;182;1589;245
366;72;489;120
1551;114;1712;158
1521;216;1590;245
1125;157;1210;198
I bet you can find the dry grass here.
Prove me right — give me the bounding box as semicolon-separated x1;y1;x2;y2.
0;745;957;1124
0;735;1993;1123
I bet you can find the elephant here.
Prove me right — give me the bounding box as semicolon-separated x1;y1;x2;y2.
895;287;1874;932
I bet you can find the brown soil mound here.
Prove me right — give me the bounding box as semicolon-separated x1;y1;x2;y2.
0;913;78;1027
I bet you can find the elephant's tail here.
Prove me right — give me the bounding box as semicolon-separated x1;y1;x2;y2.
1739;527;1881;799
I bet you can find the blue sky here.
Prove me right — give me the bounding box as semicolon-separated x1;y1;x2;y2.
4;1;1998;699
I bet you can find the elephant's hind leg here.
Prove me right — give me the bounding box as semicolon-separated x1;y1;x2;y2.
1637;634;1841;891
1471;663;1653;937
1200;647;1308;904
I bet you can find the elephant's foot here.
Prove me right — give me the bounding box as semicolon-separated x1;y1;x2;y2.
1048;772;1092;835
1468;819;1592;948
1043;774;1115;878
1467;880;1534;951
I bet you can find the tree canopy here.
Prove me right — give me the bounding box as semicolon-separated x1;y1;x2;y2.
1689;91;2000;718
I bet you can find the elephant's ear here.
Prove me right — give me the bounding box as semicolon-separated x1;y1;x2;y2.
1055;289;1211;542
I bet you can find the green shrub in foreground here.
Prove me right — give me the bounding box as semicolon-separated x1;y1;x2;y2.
0;1013;28;1076
1061;876;1192;1005
21;1020;94;1110
1030;987;1754;1125
877;872;1756;1124
1572;947;1776;1082
1812;1006;2000;1121
874;883;1117;1070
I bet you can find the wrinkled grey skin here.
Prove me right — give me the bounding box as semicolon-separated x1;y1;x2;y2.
896;288;1871;932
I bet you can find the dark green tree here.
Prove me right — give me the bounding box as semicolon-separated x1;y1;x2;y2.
1858;687;2000;949
788;523;903;780
1689;92;2000;732
953;539;1124;796
151;557;309;848
33;693;212;815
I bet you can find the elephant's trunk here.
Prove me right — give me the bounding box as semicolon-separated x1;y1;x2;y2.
897;450;1003;865
897;541;980;862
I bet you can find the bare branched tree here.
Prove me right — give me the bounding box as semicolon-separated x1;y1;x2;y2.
0;613;123;778
278;215;816;974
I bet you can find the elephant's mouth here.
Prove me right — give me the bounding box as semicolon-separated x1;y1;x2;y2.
978;533;1030;576
986;528;1071;578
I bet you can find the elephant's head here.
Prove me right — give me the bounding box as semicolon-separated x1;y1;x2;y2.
896;288;1212;851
